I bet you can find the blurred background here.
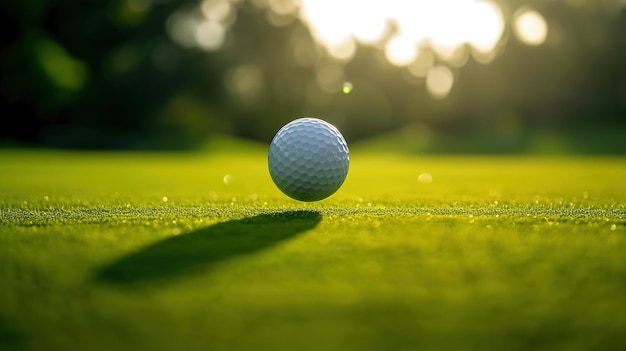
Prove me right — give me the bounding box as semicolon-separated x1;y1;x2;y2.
1;0;625;153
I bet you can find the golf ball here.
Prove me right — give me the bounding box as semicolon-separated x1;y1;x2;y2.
268;118;349;201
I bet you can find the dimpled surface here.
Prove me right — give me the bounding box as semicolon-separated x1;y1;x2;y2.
268;118;349;201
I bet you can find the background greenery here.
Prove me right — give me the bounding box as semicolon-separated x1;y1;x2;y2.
1;0;625;152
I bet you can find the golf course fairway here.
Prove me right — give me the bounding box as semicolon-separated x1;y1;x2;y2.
1;139;625;351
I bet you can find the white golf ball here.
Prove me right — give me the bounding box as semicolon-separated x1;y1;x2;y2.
268;118;349;201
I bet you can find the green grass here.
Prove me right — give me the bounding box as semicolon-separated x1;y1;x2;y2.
1;140;625;351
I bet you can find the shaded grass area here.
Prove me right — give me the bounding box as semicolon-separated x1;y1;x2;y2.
0;144;625;351
97;211;321;285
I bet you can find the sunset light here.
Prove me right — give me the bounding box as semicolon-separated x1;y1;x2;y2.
299;0;505;65
164;0;560;100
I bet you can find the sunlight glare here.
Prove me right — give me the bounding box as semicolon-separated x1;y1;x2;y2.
465;1;504;54
298;0;504;68
300;1;353;48
348;0;388;44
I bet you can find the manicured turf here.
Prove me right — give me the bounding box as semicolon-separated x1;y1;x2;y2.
1;138;625;351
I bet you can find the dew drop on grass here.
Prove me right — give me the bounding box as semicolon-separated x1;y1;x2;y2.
418;173;433;184
223;174;232;185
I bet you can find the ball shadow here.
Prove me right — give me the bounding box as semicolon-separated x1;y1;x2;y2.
96;210;321;285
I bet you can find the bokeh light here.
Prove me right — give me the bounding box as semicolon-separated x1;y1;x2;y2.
167;11;201;48
195;20;226;50
167;0;239;52
166;0;508;98
385;35;419;67
294;0;505;96
225;65;265;106
299;0;504;67
426;65;454;99
4;0;625;152
464;1;504;54
513;8;548;46
201;0;232;21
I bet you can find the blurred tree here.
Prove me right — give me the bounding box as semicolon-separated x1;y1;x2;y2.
0;0;624;152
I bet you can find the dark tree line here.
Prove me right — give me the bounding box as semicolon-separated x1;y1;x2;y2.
1;0;624;152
